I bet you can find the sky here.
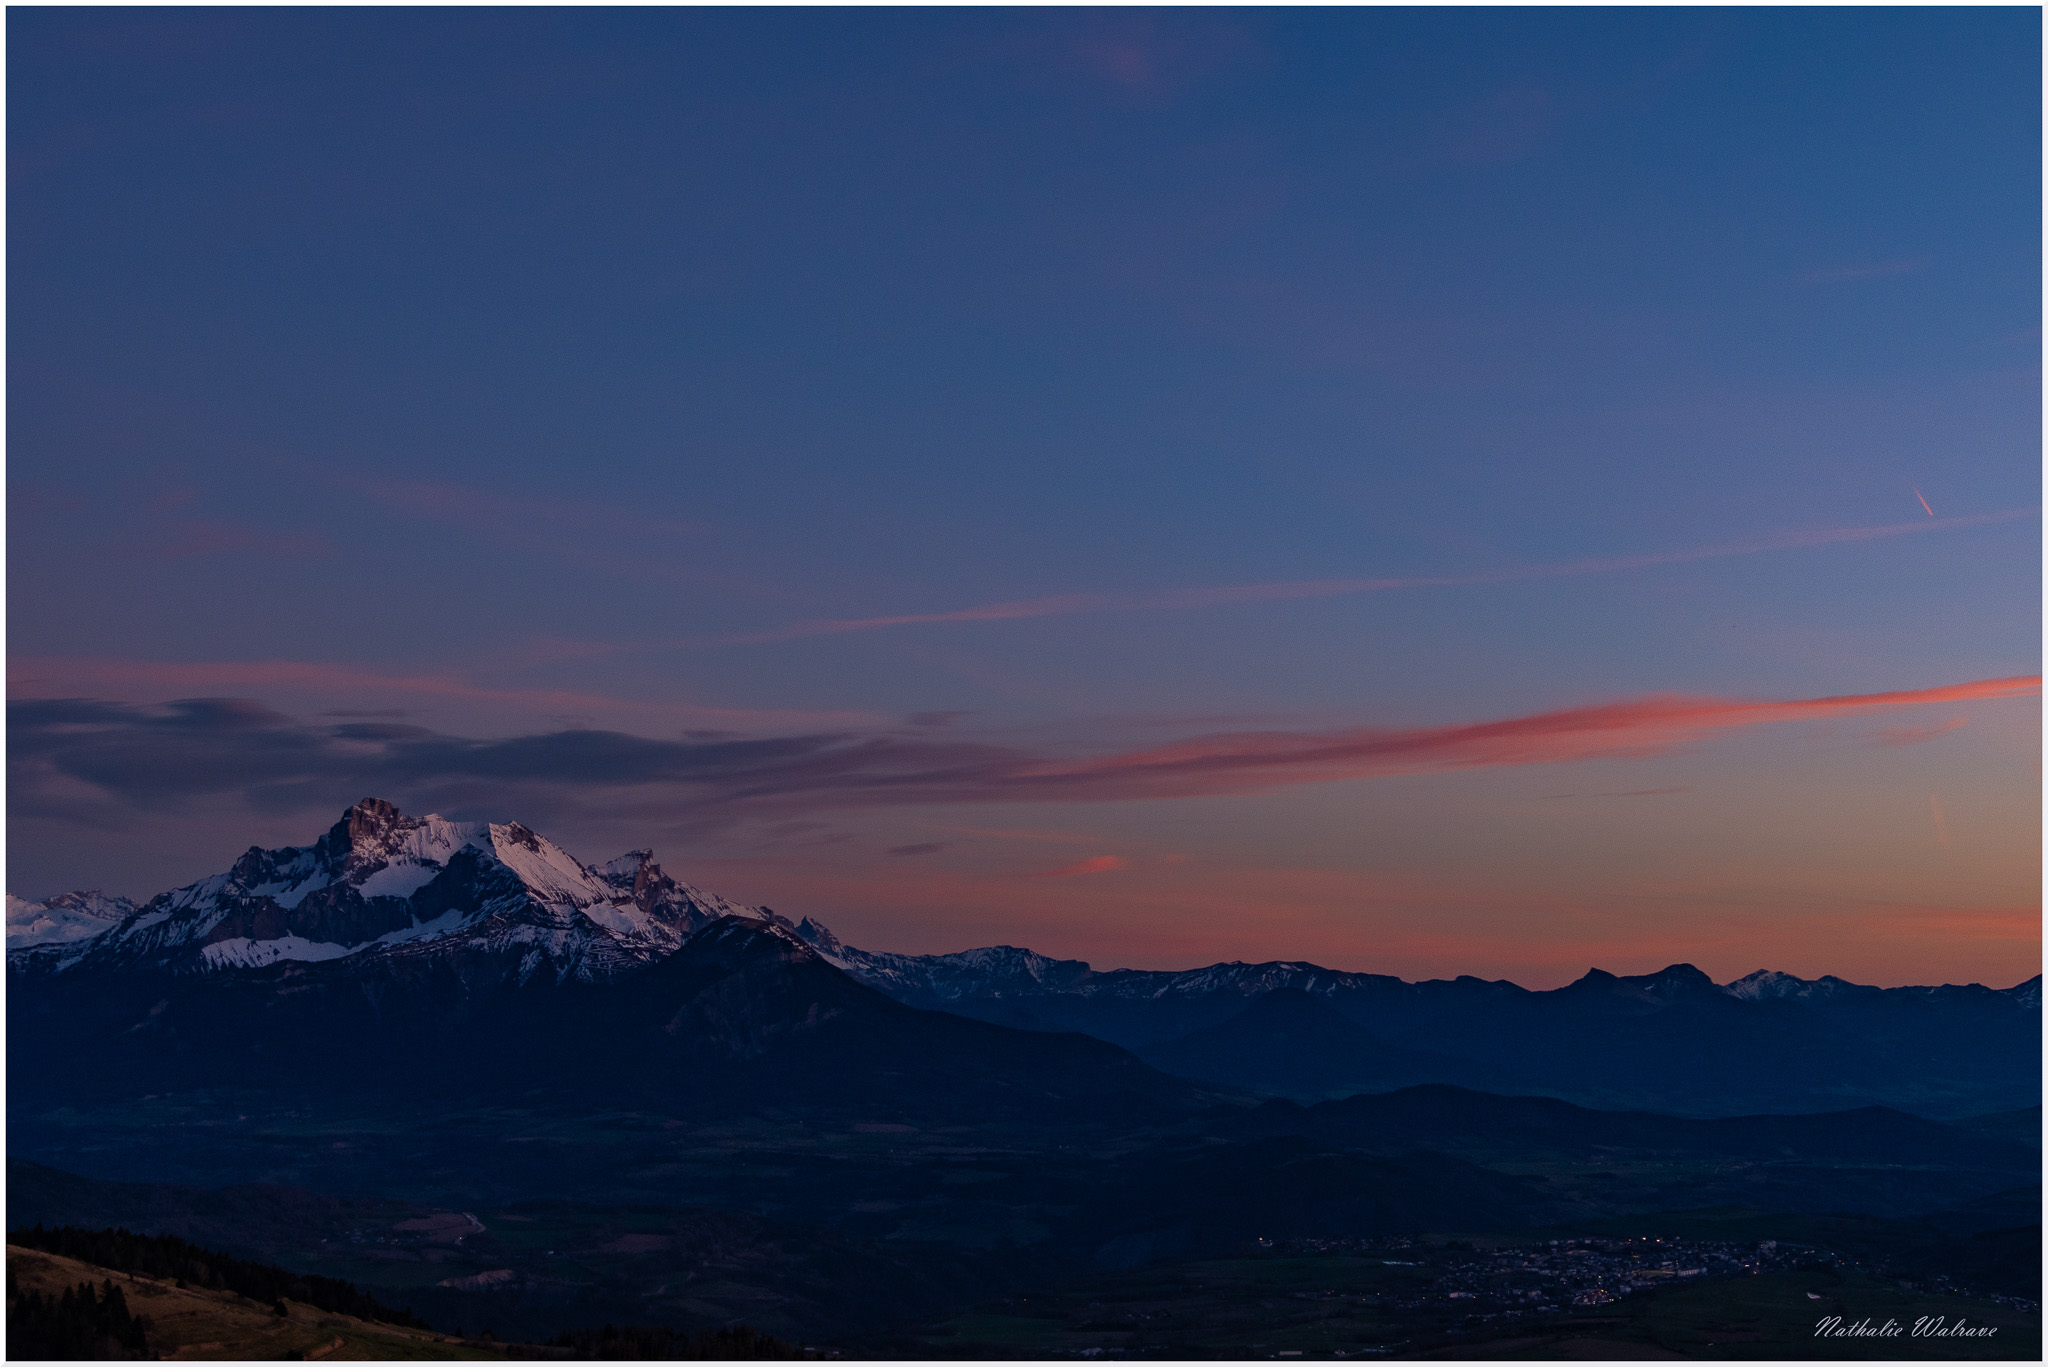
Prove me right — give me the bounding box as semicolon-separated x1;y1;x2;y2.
8;7;2040;989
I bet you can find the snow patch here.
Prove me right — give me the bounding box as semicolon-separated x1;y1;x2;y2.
201;936;354;968
577;900;655;939
354;861;446;900
373;908;474;947
256;872;335;910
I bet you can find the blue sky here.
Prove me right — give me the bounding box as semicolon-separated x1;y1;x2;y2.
9;8;2039;986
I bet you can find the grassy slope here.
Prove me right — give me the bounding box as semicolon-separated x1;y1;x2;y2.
6;1245;499;1361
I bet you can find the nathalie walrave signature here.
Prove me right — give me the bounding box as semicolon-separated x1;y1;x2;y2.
1814;1315;1997;1340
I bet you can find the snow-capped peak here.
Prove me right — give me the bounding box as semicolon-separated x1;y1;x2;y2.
1721;969;1870;1001
6;890;136;947
16;799;784;985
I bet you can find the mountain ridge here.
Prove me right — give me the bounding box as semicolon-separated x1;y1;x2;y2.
13;797;2035;1007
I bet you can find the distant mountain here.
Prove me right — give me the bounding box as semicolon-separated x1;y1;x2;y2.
794;923;1489;1048
6;890;136;946
5;890;138;975
805;935;2040;1119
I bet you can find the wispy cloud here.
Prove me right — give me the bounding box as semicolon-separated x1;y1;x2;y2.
345;476;730;590
1872;717;1969;748
12;675;2032;827
131;519;330;561
1801;259;1928;285
1011;676;2037;802
722;509;2038;645
7;656;879;735
358;478;702;543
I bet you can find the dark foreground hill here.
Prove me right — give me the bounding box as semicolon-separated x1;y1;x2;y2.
6;1238;474;1360
10;917;1217;1127
13;1156;2040;1357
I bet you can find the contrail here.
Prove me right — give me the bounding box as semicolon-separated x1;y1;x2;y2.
1914;488;1935;517
725;507;2038;645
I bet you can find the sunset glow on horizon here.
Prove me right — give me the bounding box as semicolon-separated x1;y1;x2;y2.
9;7;2039;990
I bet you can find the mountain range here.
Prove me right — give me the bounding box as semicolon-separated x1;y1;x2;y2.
11;798;2037;1121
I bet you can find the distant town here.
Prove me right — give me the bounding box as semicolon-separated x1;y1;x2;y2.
1261;1234;2040;1325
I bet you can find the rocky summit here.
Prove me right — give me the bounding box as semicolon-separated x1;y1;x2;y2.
8;798;775;985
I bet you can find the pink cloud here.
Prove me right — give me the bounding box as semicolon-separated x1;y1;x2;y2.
346;478;735;591
1004;675;2038;803
358;478;702;542
133;519;329;560
1038;854;1128;878
1872;717;1970;747
1540;787;1692;800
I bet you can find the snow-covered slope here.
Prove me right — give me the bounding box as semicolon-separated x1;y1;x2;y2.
13;798;779;984
6;891;135;948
